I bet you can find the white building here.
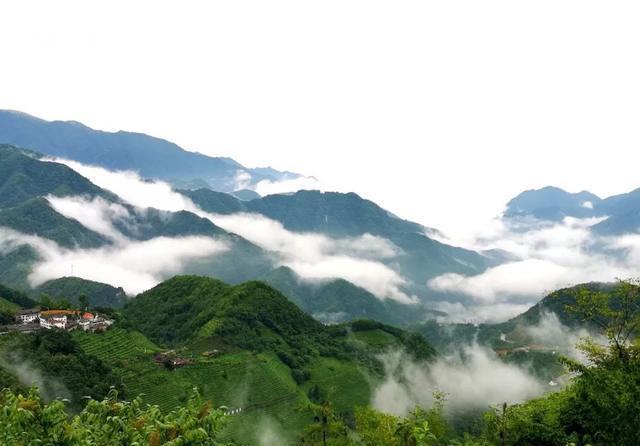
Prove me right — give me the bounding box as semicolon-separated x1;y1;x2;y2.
39;310;78;330
15;309;40;324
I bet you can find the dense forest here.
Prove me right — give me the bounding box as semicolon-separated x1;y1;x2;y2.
1;279;638;444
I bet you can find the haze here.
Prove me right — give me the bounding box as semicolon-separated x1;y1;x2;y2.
2;0;639;238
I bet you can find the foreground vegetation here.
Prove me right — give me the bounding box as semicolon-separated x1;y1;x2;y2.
1;278;638;444
0;387;230;446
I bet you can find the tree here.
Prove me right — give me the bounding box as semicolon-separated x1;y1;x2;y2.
566;279;640;367
0;386;231;445
298;401;350;445
78;294;89;311
39;293;53;310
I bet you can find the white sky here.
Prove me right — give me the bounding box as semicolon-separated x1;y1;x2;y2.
2;1;639;238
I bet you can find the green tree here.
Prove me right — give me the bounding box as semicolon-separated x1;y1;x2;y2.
298;401;351;446
78;294;89;311
0;386;231;445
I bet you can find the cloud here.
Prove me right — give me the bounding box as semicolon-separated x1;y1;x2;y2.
433;301;533;325
46;159;411;301
12;159;414;303
47;195;130;243
428;216;639;318
0;227;229;295
233;170;253;190
581;201;594;209
203;212;414;303
523;311;607;364
253;176;322;196
372;345;545;415
0;355;70;402
47;158;201;213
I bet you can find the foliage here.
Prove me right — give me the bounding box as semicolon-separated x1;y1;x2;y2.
0;386;230;445
0;330;123;410
34;277;128;309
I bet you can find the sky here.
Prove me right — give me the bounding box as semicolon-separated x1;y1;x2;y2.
2;1;640;238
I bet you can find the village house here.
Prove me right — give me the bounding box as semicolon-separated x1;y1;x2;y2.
15;308;40;324
9;309;114;333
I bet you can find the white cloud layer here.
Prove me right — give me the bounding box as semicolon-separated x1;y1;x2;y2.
254;176;323;196
373;346;545;415
48;158;201;213
428;217;640;319
203;212;414;303
31;160;413;302
0;227;229;295
47;195;130;243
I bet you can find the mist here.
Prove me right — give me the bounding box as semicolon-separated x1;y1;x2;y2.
0;354;70;402
46;159;415;303
372;345;545;416
429;216;640;321
0;226;229;295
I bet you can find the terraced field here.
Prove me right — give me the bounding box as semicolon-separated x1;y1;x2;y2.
73;328;160;361
73;329;315;443
304;357;373;413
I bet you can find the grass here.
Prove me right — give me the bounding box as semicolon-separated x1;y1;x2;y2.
73;328;160;362
351;328;400;350
73;329;316;444
304;357;373;414
0;297;19;313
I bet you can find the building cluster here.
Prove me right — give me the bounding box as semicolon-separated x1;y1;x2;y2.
12;308;114;332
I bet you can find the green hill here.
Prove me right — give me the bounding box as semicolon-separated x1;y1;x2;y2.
0;145;275;291
33;277;128;308
67;275;436;443
0;198;107;248
0;144;110;208
183;189;497;303
261;266;442;326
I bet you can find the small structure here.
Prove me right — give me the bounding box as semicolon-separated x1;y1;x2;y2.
154;351;194;370
15;309;40;324
11;308;114;332
39;310;79;330
78;312;114;332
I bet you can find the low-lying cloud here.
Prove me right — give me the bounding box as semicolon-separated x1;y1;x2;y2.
253;176;323;196
522;311;607;364
0;226;229;295
44;159;414;303
49;158;201;213
47;195;130;243
373;345;545;415
428;216;640;320
0;355;70;402
202;212;414;303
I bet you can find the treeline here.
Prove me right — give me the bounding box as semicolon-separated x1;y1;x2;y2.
296;280;640;446
0;387;230;446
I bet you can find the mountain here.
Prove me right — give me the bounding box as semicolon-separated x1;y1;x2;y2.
504;186;602;221
184;188;498;300
0;145;111;208
0;110;303;192
33;277;128;308
261;266;443;325
504;185;640;235
0;145;273;290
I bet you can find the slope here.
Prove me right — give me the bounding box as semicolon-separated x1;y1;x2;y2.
0;110;302;191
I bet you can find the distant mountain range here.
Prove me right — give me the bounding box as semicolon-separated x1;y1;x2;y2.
0;110;303;192
504;185;640;235
0;143;493;324
3;109;640;327
0;140;502;324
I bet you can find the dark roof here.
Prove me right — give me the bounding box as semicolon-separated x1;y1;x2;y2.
16;308;40;315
